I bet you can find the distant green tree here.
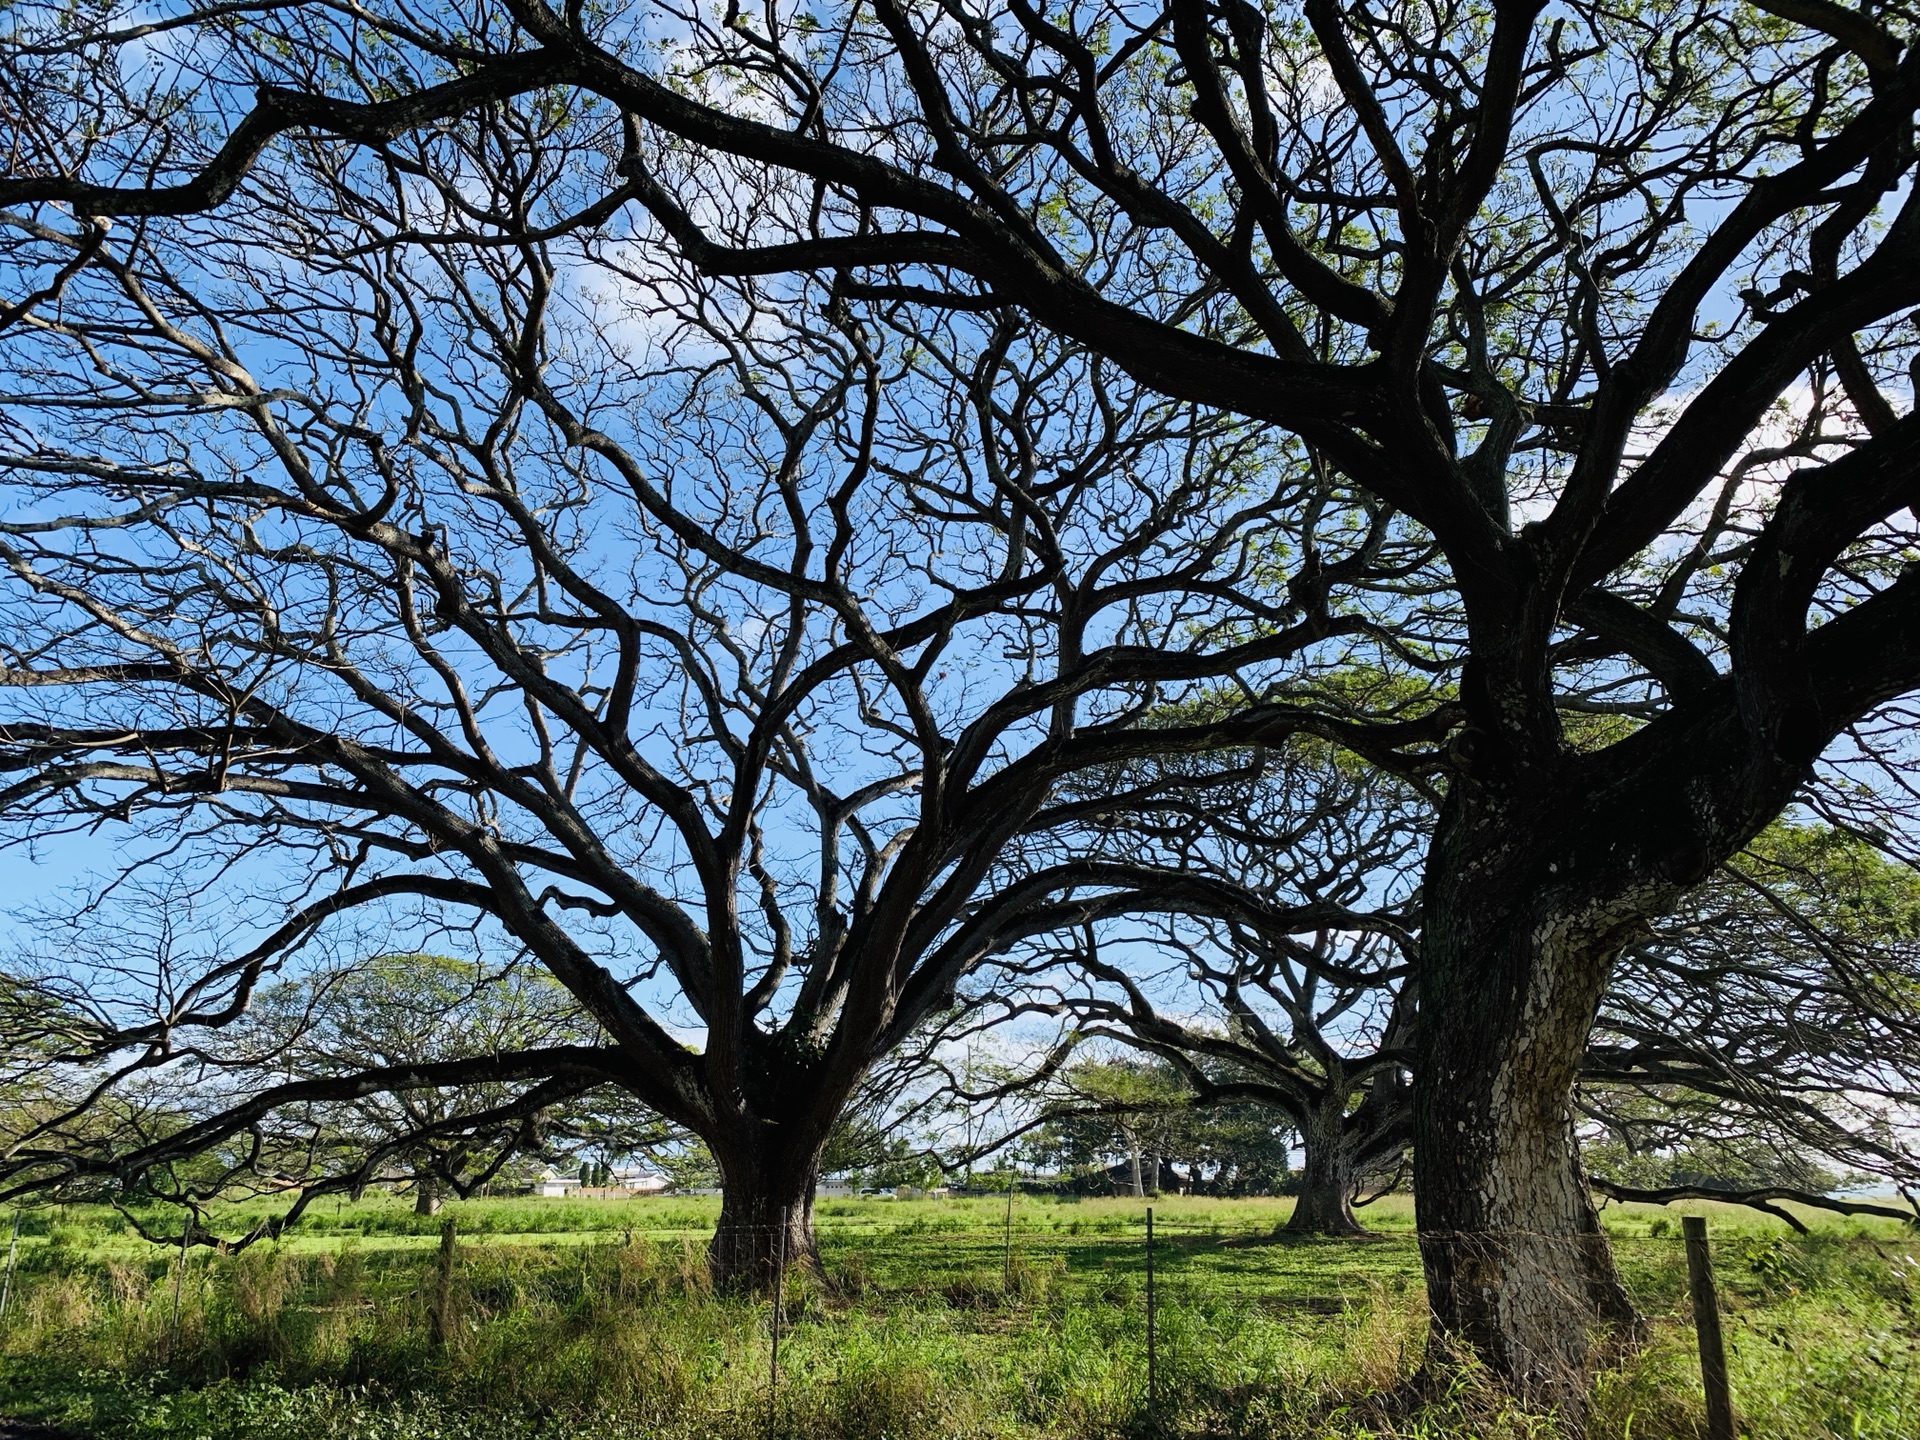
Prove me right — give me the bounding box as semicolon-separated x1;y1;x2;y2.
658;1140;720;1195
1171;1100;1298;1198
238;954;677;1218
1025;1058;1186;1196
1585;823;1920;1212
1023;1057;1294;1196
813;1109;938;1189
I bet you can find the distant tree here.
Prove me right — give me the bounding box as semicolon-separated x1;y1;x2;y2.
1025;1057;1192;1196
1022;1054;1295;1198
657;1139;721;1195
0;976;97;1181
245;953;669;1216
857;1140;945;1192
1074;939;1415;1231
820;1112;933;1190
1045;734;1422;1231
1583;1111;1842;1197
1166;1099;1297;1198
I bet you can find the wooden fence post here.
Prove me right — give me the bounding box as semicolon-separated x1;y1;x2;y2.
1145;1205;1157;1414
166;1209;191;1363
769;1205;788;1440
1683;1216;1735;1440
0;1208;21;1325
430;1216;458;1350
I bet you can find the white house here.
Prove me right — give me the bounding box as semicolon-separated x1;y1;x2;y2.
535;1165;671;1197
612;1166;670;1194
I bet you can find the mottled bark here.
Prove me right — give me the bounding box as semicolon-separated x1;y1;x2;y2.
1414;785;1648;1410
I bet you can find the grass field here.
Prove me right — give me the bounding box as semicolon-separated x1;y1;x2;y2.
0;1192;1914;1439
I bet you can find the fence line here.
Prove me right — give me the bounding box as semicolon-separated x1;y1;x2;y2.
0;1200;1903;1407
0;1197;1908;1440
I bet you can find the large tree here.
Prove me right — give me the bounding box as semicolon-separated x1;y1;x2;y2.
0;75;1406;1285
5;0;1920;1402
1074;807;1920;1240
1070;926;1416;1233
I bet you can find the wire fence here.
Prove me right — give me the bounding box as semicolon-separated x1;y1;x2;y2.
518;1198;1876;1426
1;1193;1910;1433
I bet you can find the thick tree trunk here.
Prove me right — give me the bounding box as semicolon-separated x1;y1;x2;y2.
708;1146;822;1294
413;1176;441;1216
1286;1098;1367;1236
1414;794;1647;1411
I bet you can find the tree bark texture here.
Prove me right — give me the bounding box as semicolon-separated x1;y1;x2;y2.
707;1139;824;1294
1413;784;1649;1407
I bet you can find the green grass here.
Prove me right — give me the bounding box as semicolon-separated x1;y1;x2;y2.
0;1193;1914;1439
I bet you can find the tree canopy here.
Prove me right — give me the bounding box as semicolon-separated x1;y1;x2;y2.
4;0;1920;1407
